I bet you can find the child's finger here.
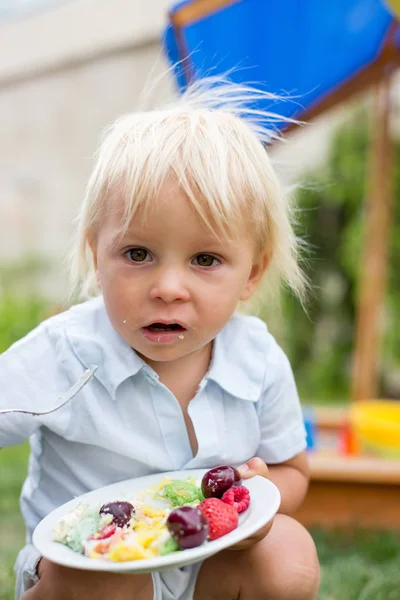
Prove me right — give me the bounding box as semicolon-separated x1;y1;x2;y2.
238;457;269;479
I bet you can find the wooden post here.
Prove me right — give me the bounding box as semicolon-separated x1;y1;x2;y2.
351;76;394;401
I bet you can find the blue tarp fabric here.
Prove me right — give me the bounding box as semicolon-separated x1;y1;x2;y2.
164;0;398;124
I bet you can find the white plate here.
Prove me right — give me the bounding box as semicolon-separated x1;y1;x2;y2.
33;469;281;573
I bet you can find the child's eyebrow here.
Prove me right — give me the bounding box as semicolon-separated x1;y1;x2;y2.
106;228;155;253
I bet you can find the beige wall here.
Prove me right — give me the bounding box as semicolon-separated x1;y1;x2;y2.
0;1;175;298
0;0;172;83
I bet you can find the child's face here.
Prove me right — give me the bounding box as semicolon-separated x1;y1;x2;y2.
90;178;267;366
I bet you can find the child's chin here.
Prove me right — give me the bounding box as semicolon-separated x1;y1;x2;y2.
134;344;190;362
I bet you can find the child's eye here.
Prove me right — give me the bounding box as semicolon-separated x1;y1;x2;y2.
125;248;151;262
193;254;220;268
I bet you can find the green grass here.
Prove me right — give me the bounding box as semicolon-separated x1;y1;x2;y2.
1;445;400;600
313;528;400;600
0;443;29;600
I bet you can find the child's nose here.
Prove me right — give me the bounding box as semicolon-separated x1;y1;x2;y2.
149;267;190;303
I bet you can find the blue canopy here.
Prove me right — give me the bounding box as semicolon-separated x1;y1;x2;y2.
164;0;400;127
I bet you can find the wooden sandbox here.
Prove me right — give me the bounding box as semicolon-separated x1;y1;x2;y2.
293;407;400;530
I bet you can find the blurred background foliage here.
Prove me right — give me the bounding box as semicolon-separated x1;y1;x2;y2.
262;109;400;405
0;257;55;353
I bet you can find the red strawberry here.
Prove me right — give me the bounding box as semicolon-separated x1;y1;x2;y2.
90;523;116;540
198;498;238;540
221;485;250;513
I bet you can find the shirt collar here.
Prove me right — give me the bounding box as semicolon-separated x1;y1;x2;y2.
66;300;265;403
206;314;266;402
66;296;147;399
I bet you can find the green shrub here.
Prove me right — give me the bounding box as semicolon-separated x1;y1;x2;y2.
0;257;57;352
0;294;55;353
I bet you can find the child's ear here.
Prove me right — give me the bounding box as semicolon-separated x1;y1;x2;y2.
240;250;270;301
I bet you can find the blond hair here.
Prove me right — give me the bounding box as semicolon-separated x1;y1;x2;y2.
69;76;307;303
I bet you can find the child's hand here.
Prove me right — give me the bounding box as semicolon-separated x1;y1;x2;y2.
228;457;273;551
22;557;153;600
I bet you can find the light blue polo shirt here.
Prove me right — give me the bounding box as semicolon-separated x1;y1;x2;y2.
0;296;306;597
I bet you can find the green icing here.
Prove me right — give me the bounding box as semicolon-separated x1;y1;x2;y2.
159;479;204;507
61;507;104;553
159;536;180;555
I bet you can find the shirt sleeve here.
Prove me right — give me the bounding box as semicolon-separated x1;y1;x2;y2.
0;322;63;447
255;336;307;464
14;543;42;599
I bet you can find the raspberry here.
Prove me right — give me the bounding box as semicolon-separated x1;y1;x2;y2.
221;485;250;513
198;498;239;540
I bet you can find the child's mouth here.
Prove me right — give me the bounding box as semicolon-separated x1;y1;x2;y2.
146;323;185;332
141;322;187;343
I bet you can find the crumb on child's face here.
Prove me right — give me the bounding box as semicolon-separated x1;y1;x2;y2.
90;178;267;367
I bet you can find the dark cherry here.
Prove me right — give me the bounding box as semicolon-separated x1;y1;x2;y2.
99;501;135;528
201;465;241;499
167;506;208;550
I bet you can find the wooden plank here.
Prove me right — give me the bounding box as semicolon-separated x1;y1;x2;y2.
308;454;400;484
294;480;400;529
351;76;394;400
293;454;400;529
169;0;241;28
